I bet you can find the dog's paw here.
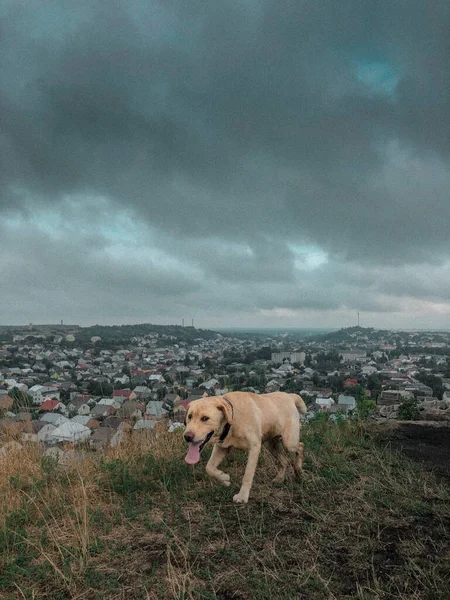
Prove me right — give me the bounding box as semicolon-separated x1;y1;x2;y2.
219;473;231;487
233;492;249;504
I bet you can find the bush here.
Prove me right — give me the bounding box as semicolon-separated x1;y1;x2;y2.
397;396;420;420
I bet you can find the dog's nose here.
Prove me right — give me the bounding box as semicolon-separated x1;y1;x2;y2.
184;433;194;443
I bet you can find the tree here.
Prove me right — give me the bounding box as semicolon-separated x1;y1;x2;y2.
87;380;113;397
256;346;272;360
416;372;444;400
354;387;376;419
398;397;420;420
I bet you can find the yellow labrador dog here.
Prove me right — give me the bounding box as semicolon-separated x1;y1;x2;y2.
184;391;307;503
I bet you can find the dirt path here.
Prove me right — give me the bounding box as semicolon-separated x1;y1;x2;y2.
374;421;450;482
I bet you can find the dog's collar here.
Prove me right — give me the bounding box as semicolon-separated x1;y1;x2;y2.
222;395;234;419
218;395;234;443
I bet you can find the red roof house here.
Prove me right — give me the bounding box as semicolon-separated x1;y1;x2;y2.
40;399;63;412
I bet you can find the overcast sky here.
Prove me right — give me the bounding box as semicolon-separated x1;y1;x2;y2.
2;0;450;329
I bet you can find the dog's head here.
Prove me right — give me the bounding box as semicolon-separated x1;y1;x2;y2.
183;396;233;465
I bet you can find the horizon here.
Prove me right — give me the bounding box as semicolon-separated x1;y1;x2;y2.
2;321;450;335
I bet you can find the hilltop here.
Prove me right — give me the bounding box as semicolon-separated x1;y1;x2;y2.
307;326;391;343
0;323;220;347
0;417;449;599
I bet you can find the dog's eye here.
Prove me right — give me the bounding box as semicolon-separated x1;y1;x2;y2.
188;414;192;420
201;416;209;422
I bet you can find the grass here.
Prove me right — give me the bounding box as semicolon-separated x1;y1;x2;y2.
0;416;448;599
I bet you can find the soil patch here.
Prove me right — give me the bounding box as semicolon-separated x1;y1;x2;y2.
377;422;450;482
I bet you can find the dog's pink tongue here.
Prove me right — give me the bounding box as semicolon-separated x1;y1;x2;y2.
185;441;201;465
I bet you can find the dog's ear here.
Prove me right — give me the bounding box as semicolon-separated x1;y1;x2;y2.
217;398;233;424
184;409;188;426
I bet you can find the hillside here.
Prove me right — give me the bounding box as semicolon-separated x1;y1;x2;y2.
0;323;220;346
0;418;449;599
306;326;386;343
75;323;219;345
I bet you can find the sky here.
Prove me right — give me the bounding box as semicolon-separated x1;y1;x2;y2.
1;0;450;330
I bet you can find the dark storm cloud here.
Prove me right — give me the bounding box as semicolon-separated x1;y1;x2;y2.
1;0;450;324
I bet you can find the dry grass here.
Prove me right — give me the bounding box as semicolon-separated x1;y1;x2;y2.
0;417;449;599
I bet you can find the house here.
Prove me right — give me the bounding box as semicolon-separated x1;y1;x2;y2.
378;389;413;405
39;399;65;413
113;388;136;400
337;394;356;411
119;401;145;419
133;419;157;432
199;378;220;392
40;412;66;425
265;379;281;392
31;386;60;405
340;351;367;363
67;397;91;415
91;405;116;419
37;423;57;442
98;398;122;410
101;416;123;429
133;386;152;399
361;365;378;376
29;385;45;405
48;422;91;444
76;403;91;416
71;416;100;430
145;400;168;420
164;392;181;406
343;378;358;388
315;397;334;411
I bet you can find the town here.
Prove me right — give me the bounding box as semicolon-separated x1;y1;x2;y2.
1;323;449;455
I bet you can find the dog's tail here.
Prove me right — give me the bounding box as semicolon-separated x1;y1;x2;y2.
292;394;307;415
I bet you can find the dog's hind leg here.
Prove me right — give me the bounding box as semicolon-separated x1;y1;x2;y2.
294;441;304;476
281;417;304;477
205;445;231;486
267;437;289;484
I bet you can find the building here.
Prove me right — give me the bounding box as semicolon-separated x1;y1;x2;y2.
378;390;413;405
271;352;305;365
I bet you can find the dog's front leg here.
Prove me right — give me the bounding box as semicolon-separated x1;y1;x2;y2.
233;443;261;504
205;445;231;486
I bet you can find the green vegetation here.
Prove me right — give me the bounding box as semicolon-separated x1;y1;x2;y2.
8;387;34;413
0;418;449;599
398;396;421;421
415;372;445;400
353;385;377;419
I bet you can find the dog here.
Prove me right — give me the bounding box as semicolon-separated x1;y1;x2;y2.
183;391;307;503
